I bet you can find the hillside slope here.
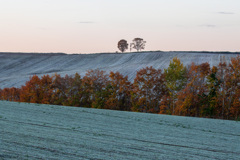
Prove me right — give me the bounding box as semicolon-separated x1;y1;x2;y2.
0;51;239;88
0;101;240;159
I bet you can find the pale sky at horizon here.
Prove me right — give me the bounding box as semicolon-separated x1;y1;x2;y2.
0;0;239;54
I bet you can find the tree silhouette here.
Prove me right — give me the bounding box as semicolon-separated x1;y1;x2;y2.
130;38;146;52
118;39;128;53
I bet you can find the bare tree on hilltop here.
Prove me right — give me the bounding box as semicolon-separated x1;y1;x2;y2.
130;38;146;52
118;39;128;53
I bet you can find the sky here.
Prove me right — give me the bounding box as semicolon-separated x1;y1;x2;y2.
0;0;239;54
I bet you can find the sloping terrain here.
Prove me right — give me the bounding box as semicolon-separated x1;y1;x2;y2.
0;101;240;159
0;51;239;88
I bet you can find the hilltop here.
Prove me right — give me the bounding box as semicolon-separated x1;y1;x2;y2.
0;51;239;88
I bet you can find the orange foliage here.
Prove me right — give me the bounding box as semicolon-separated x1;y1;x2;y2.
105;71;132;110
132;66;166;113
176;62;210;117
1;56;240;120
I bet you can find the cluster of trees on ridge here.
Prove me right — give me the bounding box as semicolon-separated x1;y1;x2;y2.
1;56;240;120
118;38;146;53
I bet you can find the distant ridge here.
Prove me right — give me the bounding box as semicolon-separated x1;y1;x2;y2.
0;51;240;55
0;52;67;56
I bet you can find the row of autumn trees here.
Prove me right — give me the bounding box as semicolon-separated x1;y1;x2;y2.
1;56;240;120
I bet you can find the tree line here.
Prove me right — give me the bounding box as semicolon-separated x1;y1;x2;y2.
1;56;240;120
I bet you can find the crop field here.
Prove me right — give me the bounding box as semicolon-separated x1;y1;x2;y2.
0;101;240;159
0;51;239;88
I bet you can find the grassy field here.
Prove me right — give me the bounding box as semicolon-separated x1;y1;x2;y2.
0;101;240;159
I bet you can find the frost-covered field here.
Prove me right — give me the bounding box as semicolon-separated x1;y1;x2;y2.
0;51;239;88
0;101;239;159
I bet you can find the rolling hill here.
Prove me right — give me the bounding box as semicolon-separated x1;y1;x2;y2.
0;51;239;88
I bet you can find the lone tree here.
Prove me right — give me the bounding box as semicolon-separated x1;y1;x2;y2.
118;39;128;53
130;38;146;52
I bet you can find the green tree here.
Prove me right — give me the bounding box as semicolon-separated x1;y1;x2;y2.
164;57;187;114
82;69;109;108
65;73;84;107
201;66;220;118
